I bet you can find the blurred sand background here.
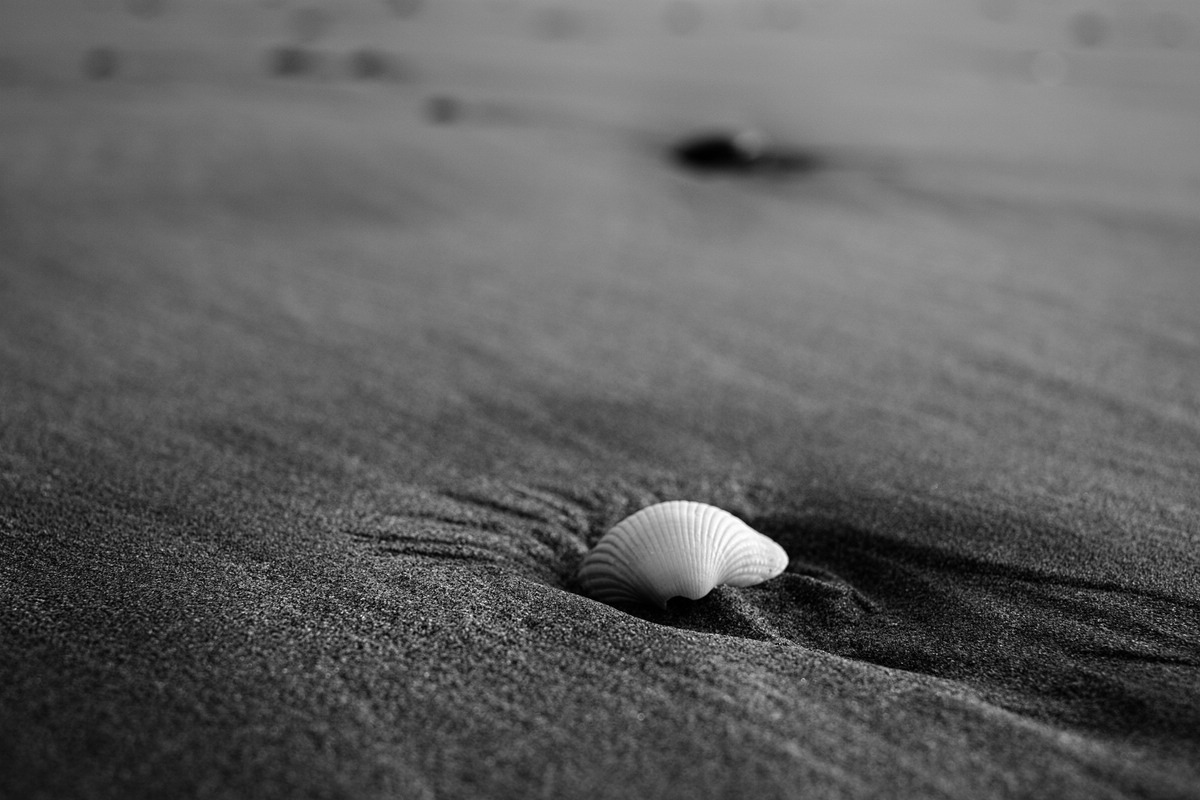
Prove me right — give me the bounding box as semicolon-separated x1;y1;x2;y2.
4;0;1200;202
2;1;1199;798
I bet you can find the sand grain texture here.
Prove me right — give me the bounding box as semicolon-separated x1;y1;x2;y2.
2;61;1199;800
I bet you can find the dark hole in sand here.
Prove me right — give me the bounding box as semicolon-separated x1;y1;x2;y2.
82;47;120;80
425;94;463;124
669;131;825;176
348;48;391;80
268;45;319;78
1069;9;1109;49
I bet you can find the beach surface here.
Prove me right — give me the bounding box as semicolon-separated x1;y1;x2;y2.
3;3;1200;798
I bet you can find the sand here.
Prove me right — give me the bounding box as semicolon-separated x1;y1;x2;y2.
3;18;1200;797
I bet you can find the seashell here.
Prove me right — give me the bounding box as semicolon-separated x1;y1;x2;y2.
578;501;788;609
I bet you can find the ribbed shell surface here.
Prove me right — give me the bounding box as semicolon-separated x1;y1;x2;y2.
577;501;789;608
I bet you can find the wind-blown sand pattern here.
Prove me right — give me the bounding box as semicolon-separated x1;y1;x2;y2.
2;2;1199;798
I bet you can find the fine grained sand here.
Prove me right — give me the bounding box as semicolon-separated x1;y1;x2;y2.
2;72;1199;800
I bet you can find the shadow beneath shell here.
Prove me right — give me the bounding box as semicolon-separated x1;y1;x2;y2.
619;588;783;642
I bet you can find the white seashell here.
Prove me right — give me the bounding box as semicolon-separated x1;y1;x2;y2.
578;501;788;609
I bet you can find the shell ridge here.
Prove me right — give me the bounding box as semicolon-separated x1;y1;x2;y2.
657;502;693;601
642;501;698;603
579;532;645;602
681;502;737;599
581;541;646;604
689;502;721;598
670;505;702;603
717;534;788;587
580;539;636;578
678;503;703;598
616;506;655;602
616;522;663;603
704;504;733;587
579;549;633;582
712;506;743;563
703;506;742;583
